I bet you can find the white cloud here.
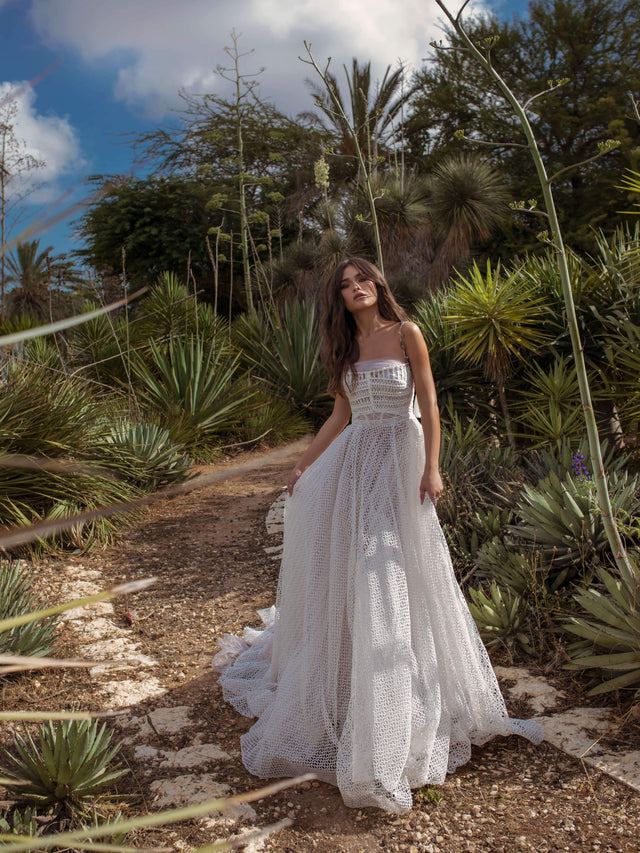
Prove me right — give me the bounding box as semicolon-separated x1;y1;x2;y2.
0;81;84;204
27;0;489;118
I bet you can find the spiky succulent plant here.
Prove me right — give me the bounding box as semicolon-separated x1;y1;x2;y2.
0;720;127;809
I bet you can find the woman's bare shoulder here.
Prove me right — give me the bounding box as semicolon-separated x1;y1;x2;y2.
401;321;427;346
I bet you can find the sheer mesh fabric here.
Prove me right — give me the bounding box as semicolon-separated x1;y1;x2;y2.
214;360;543;812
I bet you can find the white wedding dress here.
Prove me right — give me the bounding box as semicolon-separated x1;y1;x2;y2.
214;357;543;812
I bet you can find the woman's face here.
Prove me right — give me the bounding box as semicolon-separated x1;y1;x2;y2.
339;264;378;313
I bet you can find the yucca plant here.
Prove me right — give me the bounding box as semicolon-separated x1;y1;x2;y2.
467;580;532;656
234;300;331;423
69;305;134;387
512;356;584;449
445;259;550;449
131;335;253;455
0;720;127;811
564;563;640;695
133;271;227;345
0;560;57;659
412;293;485;420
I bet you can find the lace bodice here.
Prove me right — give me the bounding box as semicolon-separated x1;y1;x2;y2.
348;359;415;424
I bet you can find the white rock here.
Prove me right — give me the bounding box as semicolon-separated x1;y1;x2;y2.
133;745;163;762
73;617;127;641
538;707;640;794
100;677;166;709
119;705;194;737
265;494;286;536
133;743;231;769
494;666;563;714
161;744;231;767
151;774;255;820
60;601;116;621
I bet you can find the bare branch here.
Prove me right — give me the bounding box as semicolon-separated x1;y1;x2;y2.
455;0;474;23
523;79;570;111
454;130;528;149
549;141;621;184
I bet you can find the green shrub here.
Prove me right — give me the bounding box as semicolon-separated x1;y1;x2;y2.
240;397;312;446
437;410;519;573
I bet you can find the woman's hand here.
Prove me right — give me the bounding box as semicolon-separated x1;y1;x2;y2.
287;466;305;496
420;467;443;505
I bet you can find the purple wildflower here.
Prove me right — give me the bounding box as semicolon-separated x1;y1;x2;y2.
571;452;591;480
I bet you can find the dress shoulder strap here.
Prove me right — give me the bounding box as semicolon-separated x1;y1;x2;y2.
398;321;409;363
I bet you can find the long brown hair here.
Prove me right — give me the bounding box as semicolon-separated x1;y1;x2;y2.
321;257;407;395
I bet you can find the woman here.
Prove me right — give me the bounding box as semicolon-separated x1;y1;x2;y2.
214;258;543;813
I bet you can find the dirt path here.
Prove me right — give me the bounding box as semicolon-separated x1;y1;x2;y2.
27;444;640;852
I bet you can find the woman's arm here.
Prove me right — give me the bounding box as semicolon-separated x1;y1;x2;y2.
287;392;352;495
402;322;444;504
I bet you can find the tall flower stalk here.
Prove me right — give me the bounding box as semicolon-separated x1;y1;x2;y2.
301;44;385;274
434;0;635;591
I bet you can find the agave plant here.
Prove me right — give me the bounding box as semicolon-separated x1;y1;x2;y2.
240;396;312;446
473;537;535;596
564;564;640;695
522;435;628;484
0;560;57;659
467;581;532;656
0;364;143;551
131;335;253;454
511;469;640;588
234;301;331;423
0;720;127;810
0;805;39;838
97;420;194;489
133;271;227;344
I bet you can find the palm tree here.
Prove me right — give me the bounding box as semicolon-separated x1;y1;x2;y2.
305;59;410;179
5;239;53;320
445;260;549;449
425;154;510;291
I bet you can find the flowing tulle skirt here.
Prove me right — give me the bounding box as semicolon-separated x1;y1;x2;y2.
215;415;543;812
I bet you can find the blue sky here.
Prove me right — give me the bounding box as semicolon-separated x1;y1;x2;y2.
0;0;530;261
